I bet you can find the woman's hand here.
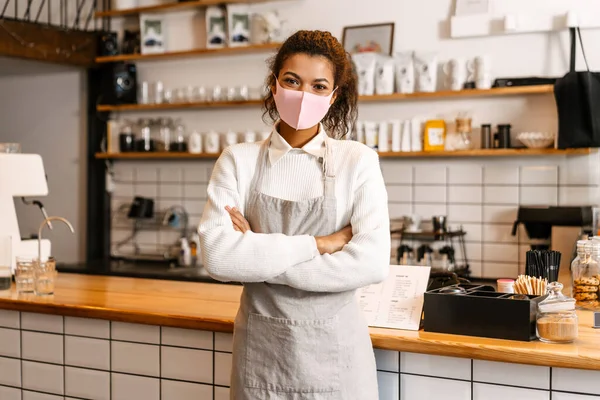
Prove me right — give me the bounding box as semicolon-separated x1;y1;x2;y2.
315;225;353;255
225;206;252;233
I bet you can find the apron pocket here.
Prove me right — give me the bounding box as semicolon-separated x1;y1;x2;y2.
245;312;340;393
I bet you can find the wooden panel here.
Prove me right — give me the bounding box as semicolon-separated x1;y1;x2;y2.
95;148;593;160
97;99;262;112
1;273;600;371
96;0;271;17
0;19;97;67
95;42;280;63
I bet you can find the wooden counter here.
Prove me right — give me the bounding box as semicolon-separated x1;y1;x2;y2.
2;273;599;371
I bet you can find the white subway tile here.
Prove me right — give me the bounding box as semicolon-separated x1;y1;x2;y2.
183;199;207;216
0;385;20;400
448;185;483;204
112;373;159;400
448;165;482;185
112;341;160;377
448;204;482;223
135;231;159;245
559;186;600;206
159;167;183;183
483;224;518;243
482;262;518;279
22;331;63;364
414;186;446;204
414;204;447;220
0;327;20;357
374;349;399;372
136;167;158;182
0;310;19;329
484;165;519;185
161;326;212;349
473;360;549;389
401;374;470;400
377;371;399;400
65;336;110;370
134;183;158;198
0;356;21;387
21;313;63;333
473;383;548;400
483;186;519;205
388;203;412;218
65;316;110;339
184;164;213;183
215;387;230;400
553;368;600;395
468;261;483;277
381;163;413;184
161;380;213;400
520;166;558;185
457;223;483;242
483;243;519;263
553;393;600;400
215;352;232;386
111;321;160;344
22;361;64;395
559;154;600;185
159;230;182;246
113;183;134;198
65;367;110;400
400;352;470;380
415;165;447;185
161;346;213;384
113;165;134;182
483;205;518;224
386;185;412;203
457;242;482;261
159;183;184;199
215;332;233;352
185;183;208;199
22;392;63;400
520;186;558;206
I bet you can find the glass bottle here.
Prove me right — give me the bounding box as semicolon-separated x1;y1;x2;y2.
571;239;600;310
158;117;172;152
536;282;578;344
136;118;154;152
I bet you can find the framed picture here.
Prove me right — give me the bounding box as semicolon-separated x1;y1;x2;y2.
227;4;250;47
206;6;227;49
140;14;166;54
342;23;395;55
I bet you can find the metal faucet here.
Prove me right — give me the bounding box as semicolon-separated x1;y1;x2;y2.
38;216;75;262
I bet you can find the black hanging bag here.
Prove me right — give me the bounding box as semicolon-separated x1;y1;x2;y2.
554;28;600;148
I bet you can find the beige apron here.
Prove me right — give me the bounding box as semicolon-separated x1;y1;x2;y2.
230;136;378;400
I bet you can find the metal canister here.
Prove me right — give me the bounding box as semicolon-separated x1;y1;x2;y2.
481;124;492;148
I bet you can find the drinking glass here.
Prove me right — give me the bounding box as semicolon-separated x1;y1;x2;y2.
0;237;12;291
34;258;56;296
15;256;35;293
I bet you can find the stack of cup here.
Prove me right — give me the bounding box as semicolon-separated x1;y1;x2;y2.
467;55;492;90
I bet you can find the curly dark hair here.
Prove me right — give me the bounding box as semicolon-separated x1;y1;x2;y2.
262;30;358;139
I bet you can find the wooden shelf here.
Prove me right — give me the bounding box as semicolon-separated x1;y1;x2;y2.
95;148;593;160
97;85;554;112
97;99;262;112
95;42;281;63
96;0;271;18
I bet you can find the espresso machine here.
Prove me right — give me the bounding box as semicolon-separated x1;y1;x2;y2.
0;153;51;272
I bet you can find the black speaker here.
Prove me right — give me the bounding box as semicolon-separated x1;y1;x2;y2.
100;63;138;105
98;31;119;57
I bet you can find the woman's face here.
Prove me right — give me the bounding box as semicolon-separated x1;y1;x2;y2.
274;53;337;104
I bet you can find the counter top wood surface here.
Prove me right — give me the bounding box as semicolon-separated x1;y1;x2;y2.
2;273;599;371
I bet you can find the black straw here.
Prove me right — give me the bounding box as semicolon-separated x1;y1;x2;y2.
525;250;561;282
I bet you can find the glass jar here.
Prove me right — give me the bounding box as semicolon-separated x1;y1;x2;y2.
571;239;600;310
454;117;472;150
536;282;578;344
158;118;172;152
136;118;155;152
172;122;188;152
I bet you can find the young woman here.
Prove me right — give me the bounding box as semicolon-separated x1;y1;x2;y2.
199;30;390;400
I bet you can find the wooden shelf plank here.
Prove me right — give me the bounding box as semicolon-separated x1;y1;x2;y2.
95;42;281;63
95;0;271;18
97;99;262;112
97;85;554;112
96;148;593;160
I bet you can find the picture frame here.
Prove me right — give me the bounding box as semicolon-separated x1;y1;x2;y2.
206;6;227;49
140;14;166;55
226;4;251;47
342;23;395;55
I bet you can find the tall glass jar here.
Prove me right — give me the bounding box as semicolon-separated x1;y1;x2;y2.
571;239;600;310
536;282;578;344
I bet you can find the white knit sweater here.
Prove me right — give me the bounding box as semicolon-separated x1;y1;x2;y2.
198;126;391;293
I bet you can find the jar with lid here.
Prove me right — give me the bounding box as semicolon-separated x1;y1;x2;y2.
158;118;173;152
536;282;578;344
172;121;188;152
571;239;600;310
136;118;155;152
118;120;135;152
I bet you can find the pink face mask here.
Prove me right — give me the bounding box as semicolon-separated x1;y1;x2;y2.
272;77;336;130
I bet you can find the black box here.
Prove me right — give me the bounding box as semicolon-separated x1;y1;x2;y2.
423;284;546;341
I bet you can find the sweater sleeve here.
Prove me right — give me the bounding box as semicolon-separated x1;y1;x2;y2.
198;147;319;283
267;150;391;292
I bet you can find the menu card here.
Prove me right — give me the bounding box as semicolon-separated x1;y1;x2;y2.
357;265;431;331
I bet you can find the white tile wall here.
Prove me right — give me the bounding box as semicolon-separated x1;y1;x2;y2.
472;383;549;400
400;353;471;380
484;165;519;185
21;313;63;334
377;371;400;400
520;166;558;185
414;186;446;203
214;332;233;352
161;380;213;400
22;361;64;395
112;373;160;400
64;316;110;339
214;387;231;400
0;357;21;387
448;185;483;204
374;349;399;372
111;322;160;344
111;341;160;376
22;332;63;364
22;392;63;400
401;374;471;400
0;385;21;400
0;310;19;329
161;346;213;383
552;368;600;395
386;185;412;203
0;328;20;358
65;367;110;400
484;186;519;205
473;360;550;389
448;165;482;185
65;336;110;370
520;186;558;206
553;393;600;400
214;352;232;386
161;326;213;349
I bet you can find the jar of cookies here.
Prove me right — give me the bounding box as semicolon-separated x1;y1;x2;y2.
536;282;578;344
571;240;600;309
